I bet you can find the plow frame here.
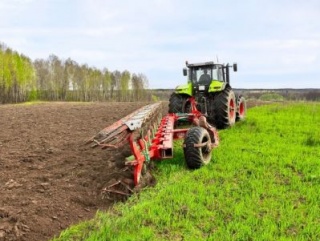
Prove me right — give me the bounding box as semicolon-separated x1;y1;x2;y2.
125;97;219;185
88;97;219;186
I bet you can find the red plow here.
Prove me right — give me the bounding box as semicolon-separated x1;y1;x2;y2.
87;99;219;187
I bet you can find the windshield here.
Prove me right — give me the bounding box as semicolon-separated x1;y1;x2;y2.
190;66;219;84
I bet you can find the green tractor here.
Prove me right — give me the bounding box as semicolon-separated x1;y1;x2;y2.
169;60;246;129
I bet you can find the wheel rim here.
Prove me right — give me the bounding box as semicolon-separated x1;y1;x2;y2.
229;98;235;121
239;101;244;117
201;136;210;156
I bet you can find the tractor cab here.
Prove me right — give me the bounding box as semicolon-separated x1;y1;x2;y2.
182;61;236;95
187;64;223;83
186;63;223;94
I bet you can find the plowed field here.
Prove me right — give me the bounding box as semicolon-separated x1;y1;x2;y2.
0;102;151;241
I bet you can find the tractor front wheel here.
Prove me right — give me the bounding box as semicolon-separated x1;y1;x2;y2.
168;93;188;113
183;127;212;169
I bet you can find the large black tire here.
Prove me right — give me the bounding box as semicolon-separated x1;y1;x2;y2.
236;95;246;121
183;127;212;169
168;93;188;113
209;89;236;129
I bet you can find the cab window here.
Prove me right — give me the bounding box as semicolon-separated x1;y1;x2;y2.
217;67;223;81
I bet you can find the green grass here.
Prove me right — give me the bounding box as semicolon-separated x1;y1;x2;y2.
53;102;320;241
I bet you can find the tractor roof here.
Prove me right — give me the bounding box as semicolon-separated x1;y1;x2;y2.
185;61;223;68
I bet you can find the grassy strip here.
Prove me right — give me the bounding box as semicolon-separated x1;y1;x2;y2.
53;102;320;241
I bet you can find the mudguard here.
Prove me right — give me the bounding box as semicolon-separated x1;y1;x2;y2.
208;80;225;93
175;82;192;96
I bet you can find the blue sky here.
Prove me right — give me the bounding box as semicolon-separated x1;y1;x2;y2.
1;0;319;89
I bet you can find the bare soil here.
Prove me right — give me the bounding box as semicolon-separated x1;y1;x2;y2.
0;102;152;241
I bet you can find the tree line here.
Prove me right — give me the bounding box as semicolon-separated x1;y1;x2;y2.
0;43;151;104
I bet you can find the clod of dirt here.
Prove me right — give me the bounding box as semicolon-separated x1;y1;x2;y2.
134;171;157;193
5;179;22;189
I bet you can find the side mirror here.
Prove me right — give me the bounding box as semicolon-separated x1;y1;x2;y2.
183;68;188;76
233;63;238;72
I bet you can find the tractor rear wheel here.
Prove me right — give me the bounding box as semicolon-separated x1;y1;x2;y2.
210;88;236;129
183;127;212;169
236;95;246;121
168;93;187;113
